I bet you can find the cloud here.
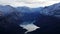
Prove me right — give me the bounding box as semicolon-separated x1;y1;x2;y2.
0;0;60;8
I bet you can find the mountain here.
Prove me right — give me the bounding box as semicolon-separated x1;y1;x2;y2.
38;3;60;17
0;16;27;34
0;5;27;34
16;7;32;13
0;5;41;25
28;3;60;34
15;7;41;24
0;5;15;15
0;3;60;34
0;5;41;34
31;3;60;18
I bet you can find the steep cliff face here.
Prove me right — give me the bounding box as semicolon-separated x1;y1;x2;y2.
40;3;60;17
29;3;60;34
0;5;27;34
0;18;27;34
0;11;27;34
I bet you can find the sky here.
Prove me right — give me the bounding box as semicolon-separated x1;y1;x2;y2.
0;0;60;8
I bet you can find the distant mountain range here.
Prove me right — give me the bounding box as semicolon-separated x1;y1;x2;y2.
0;3;60;18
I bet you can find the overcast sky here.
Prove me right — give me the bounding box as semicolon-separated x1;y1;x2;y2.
0;0;60;8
